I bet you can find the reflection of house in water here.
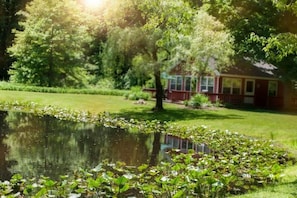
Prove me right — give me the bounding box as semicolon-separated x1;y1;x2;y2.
161;134;210;158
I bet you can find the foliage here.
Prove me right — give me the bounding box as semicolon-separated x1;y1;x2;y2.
101;0;195;110
0;81;128;96
8;0;90;87
0;0;32;80
124;86;151;101
173;10;234;75
94;78;115;89
187;93;211;108
0;101;295;197
201;0;297;80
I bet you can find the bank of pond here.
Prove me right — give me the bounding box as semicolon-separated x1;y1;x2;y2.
0;101;295;197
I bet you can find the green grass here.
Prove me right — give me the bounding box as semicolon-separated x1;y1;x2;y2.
1;90;296;150
0;89;297;197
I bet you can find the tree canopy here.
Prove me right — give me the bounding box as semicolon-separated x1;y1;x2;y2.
8;0;90;87
174;10;234;76
1;0;296;100
100;0;233;110
201;0;297;80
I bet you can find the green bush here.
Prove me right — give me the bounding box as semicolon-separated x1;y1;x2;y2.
188;94;211;108
0;81;128;96
125;86;151;101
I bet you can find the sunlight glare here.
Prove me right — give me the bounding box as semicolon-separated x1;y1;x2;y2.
84;0;103;9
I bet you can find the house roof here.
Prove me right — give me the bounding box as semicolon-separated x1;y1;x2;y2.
221;58;279;79
168;57;279;79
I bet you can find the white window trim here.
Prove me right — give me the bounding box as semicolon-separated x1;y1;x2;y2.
199;76;214;93
170;75;183;91
176;76;183;91
169;77;177;90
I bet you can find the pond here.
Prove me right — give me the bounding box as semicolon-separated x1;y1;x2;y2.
0;111;206;181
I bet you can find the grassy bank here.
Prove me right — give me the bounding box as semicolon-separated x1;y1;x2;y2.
0;89;296;197
1;90;296;151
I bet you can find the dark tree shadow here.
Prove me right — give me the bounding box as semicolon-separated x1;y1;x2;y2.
112;106;244;122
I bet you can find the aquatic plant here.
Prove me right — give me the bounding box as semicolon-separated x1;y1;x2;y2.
0;100;294;197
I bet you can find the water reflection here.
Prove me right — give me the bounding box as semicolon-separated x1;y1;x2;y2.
0;111;208;181
0;111;155;180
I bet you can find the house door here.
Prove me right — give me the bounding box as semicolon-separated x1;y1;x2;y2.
255;80;268;107
244;79;255;104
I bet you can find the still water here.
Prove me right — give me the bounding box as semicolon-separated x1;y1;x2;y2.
0;111;161;180
0;111;207;181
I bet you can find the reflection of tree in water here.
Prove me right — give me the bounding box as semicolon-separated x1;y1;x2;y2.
149;132;161;166
4;112;87;179
0;111;11;180
3;111;155;179
73;125;152;167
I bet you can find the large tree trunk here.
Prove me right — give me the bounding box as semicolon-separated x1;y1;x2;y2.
151;48;164;111
153;64;164;111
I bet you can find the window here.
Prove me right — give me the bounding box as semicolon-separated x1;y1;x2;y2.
176;76;182;90
185;77;198;92
170;78;176;90
170;76;199;91
185;77;191;91
268;81;278;96
200;77;214;93
245;80;255;95
170;76;182;91
222;78;242;95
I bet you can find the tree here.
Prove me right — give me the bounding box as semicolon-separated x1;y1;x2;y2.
262;1;297;80
0;0;32;80
201;0;297;80
138;0;195;111
8;0;90;87
174;10;234;77
103;0;233;111
103;0;193;111
98;0;149;89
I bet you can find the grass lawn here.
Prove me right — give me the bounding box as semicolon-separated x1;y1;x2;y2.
0;89;297;197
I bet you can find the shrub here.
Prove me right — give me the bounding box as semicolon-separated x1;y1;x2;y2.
183;100;189;106
0;81;128;96
188;94;211;108
125;86;151;101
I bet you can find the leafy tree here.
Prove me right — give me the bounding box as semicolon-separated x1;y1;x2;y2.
0;0;32;80
99;0;148;89
77;1;111;86
201;0;297;80
103;0;193;111
102;0;233;111
138;0;194;111
263;1;297;79
102;27;141;89
8;0;90;87
174;10;234;77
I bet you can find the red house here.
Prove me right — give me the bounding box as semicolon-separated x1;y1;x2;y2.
166;58;297;110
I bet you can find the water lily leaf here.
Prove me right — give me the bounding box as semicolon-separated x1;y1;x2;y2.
173;190;185;198
115;176;128;186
